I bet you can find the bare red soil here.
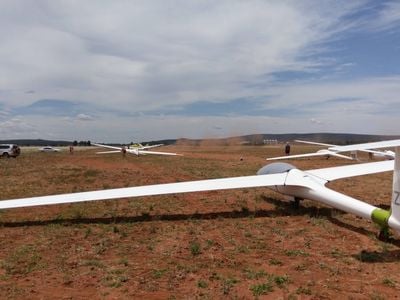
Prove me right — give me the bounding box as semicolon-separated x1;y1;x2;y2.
0;144;398;299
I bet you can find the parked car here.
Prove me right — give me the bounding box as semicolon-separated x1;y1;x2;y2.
39;146;61;152
0;144;21;158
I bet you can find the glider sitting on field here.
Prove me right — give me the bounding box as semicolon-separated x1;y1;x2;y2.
93;143;181;156
267;139;395;161
1;140;400;238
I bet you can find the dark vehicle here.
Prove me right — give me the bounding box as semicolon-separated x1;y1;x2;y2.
0;144;21;158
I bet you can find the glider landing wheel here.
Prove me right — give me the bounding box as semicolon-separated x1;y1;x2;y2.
293;197;302;209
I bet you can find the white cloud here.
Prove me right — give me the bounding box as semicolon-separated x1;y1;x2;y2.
0;1;398;141
369;1;400;31
0;1;367;108
76;113;94;121
0;117;38;138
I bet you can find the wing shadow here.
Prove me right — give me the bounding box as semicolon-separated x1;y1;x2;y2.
1;196;399;252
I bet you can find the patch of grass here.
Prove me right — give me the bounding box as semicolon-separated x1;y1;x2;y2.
209;272;222;281
84;227;92;239
152;268;167;279
205;239;214;249
284;249;309;257
330;248;345;258
119;258;129;267
294;264;307;271
250;281;274;296
271;228;288;237
370;293;386;300
95;238;111;255
244;269;268;280
190;241;201;256
269;258;283;266
82;259;105;269
310;216;328;227
83;169;101;177
296;286;312;295
103;269;128;288
382;277;396;288
273;274;290;288
222;277;239;295
236;245;249;253
1;245;44;275
244;231;253;238
197;279;208;288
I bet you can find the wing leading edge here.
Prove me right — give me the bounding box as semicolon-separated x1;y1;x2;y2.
0;158;395;210
306;160;394;182
267;150;353;161
0;173;287;210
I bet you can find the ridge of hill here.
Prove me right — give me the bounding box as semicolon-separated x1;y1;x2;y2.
2;133;400;146
144;132;400;146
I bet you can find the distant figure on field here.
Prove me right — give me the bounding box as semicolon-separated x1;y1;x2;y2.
121;146;127;157
69;145;74;154
285;143;291;155
12;145;21;157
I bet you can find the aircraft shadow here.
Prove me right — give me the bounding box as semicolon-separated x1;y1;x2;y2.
1;196;399;253
352;249;400;263
0;196;344;228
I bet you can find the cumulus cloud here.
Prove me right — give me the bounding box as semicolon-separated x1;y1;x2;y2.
0;117;38;138
0;1;398;141
76;113;94;121
310;118;323;125
0;1;367;108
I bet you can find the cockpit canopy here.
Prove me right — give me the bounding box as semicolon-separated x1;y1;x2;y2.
256;162;296;175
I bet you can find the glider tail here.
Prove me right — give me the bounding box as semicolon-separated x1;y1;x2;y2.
388;147;400;233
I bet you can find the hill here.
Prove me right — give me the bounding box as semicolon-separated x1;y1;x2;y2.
144;132;400;146
3;132;400;147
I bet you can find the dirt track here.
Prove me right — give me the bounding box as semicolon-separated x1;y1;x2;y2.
0;144;398;299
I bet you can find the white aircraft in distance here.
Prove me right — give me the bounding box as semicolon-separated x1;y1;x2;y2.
1;139;400;238
267;139;395;161
93;143;181;156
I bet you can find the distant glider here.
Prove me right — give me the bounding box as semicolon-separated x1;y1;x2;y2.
93;143;181;157
1;140;400;238
267;139;395;161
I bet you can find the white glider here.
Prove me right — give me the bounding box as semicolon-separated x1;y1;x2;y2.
93;143;181;156
267;139;396;161
267;149;355;161
1;140;400;237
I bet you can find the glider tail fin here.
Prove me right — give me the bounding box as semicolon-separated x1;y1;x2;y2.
388;147;400;233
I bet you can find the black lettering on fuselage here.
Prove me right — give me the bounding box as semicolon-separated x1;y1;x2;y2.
394;190;400;205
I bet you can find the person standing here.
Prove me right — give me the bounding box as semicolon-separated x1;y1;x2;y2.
285;143;291;155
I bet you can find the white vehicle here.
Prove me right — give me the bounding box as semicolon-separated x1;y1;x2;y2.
1;139;400;239
93;143;181;156
267;139;395;161
0;144;21;158
39;146;61;152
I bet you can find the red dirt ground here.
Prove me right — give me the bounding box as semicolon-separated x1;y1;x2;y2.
0;144;399;299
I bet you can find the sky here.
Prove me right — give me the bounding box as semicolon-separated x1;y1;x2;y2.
0;0;400;142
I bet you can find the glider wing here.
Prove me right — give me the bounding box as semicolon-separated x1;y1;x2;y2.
0;173;287;209
138;150;182;156
92;143;122;151
306;160;394;182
